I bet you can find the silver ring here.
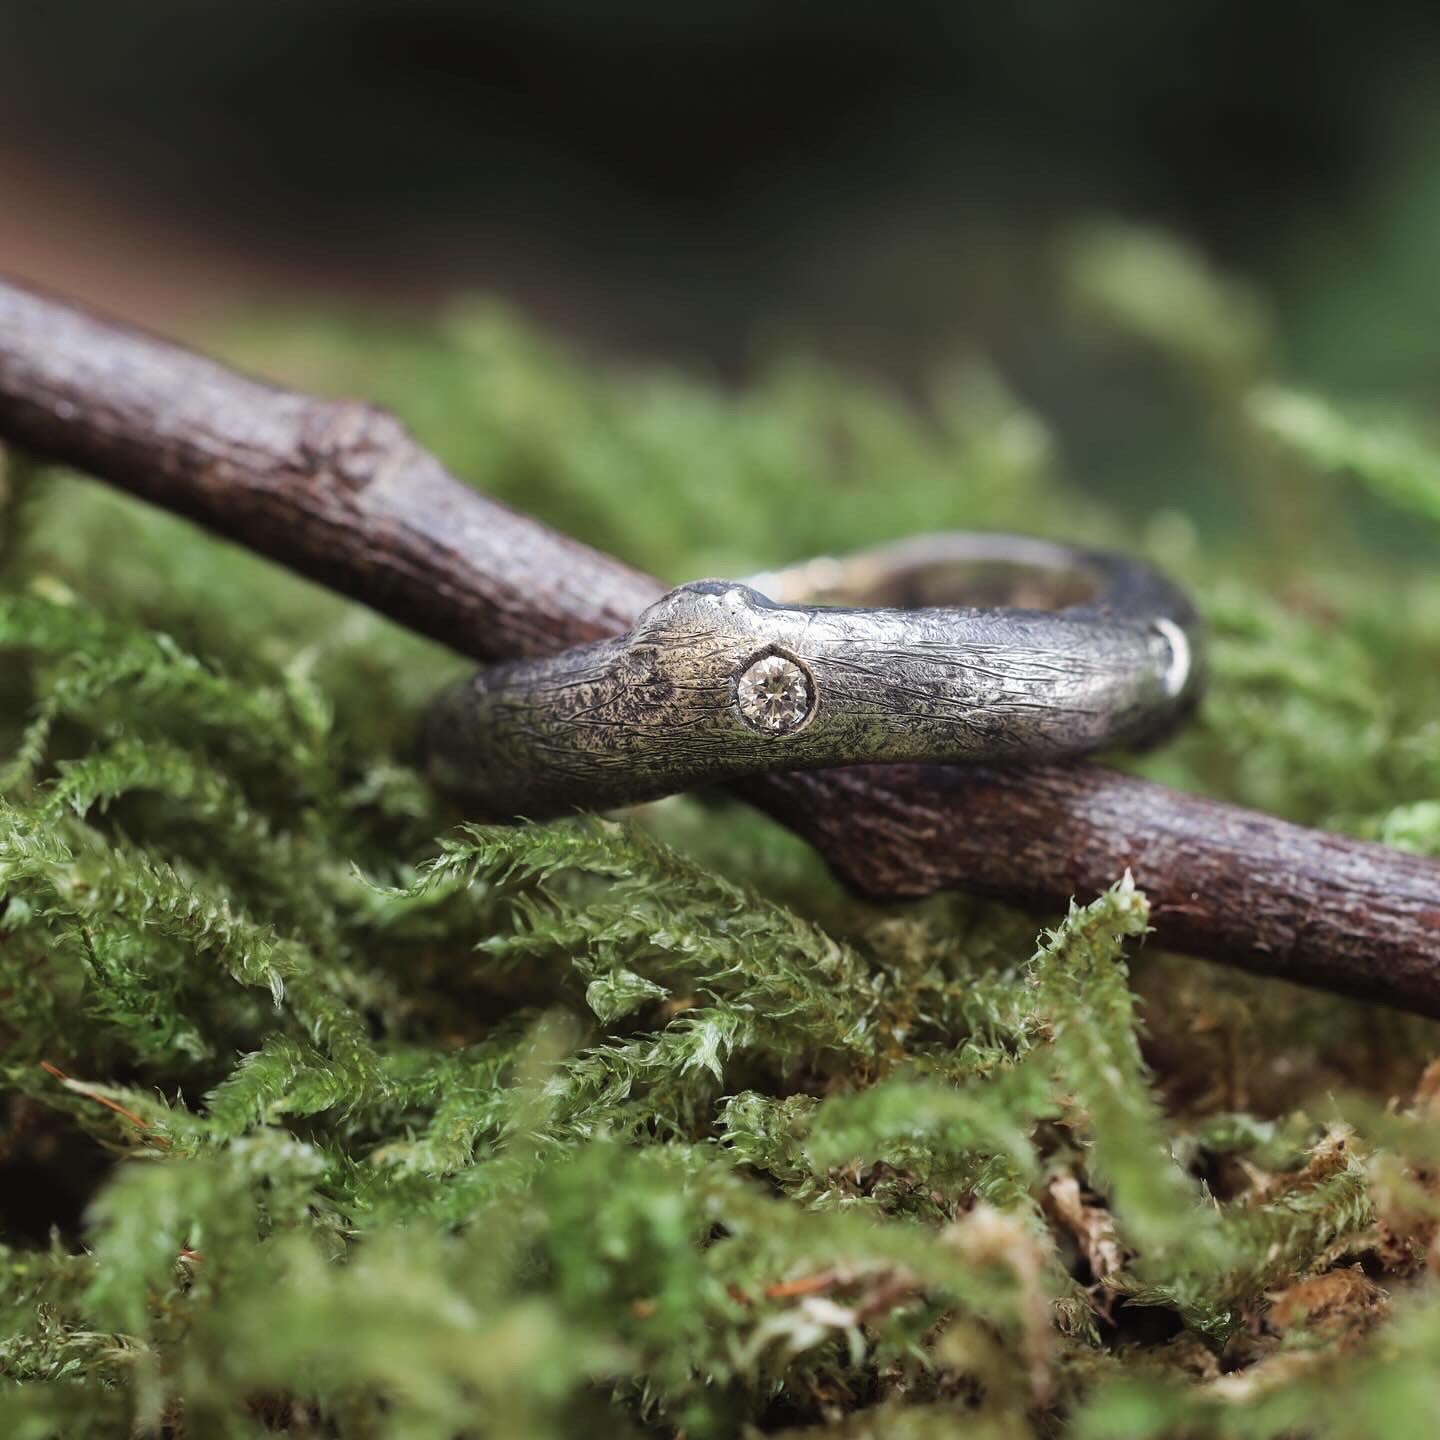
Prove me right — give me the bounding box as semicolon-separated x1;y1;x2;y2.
424;532;1204;817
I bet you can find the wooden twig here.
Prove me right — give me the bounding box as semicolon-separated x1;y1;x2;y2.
1;276;1436;1012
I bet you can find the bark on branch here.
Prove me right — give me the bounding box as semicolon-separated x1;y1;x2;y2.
1;276;1436;1013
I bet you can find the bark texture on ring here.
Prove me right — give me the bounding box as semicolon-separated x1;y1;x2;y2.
424;534;1205;819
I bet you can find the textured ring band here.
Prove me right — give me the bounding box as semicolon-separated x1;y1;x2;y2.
424;532;1204;818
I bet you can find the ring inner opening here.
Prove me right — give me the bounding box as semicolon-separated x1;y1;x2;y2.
765;553;1103;611
827;558;1099;609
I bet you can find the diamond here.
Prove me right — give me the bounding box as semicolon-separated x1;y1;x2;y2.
736;654;812;734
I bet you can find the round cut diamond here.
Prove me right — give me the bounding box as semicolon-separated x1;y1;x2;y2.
737;654;812;734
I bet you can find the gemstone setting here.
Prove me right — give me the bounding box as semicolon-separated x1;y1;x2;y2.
736;653;813;735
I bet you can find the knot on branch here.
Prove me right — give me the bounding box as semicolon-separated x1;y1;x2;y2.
295;399;417;497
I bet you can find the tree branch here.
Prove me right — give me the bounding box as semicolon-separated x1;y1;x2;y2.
1;276;1436;1013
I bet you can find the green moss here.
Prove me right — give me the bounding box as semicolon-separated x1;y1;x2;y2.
3;227;1440;1436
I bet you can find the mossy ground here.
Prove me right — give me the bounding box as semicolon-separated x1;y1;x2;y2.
3;228;1440;1437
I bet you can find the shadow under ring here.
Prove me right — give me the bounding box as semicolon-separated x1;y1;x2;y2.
424;532;1205;818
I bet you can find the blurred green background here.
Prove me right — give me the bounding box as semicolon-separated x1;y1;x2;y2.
5;1;1440;538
